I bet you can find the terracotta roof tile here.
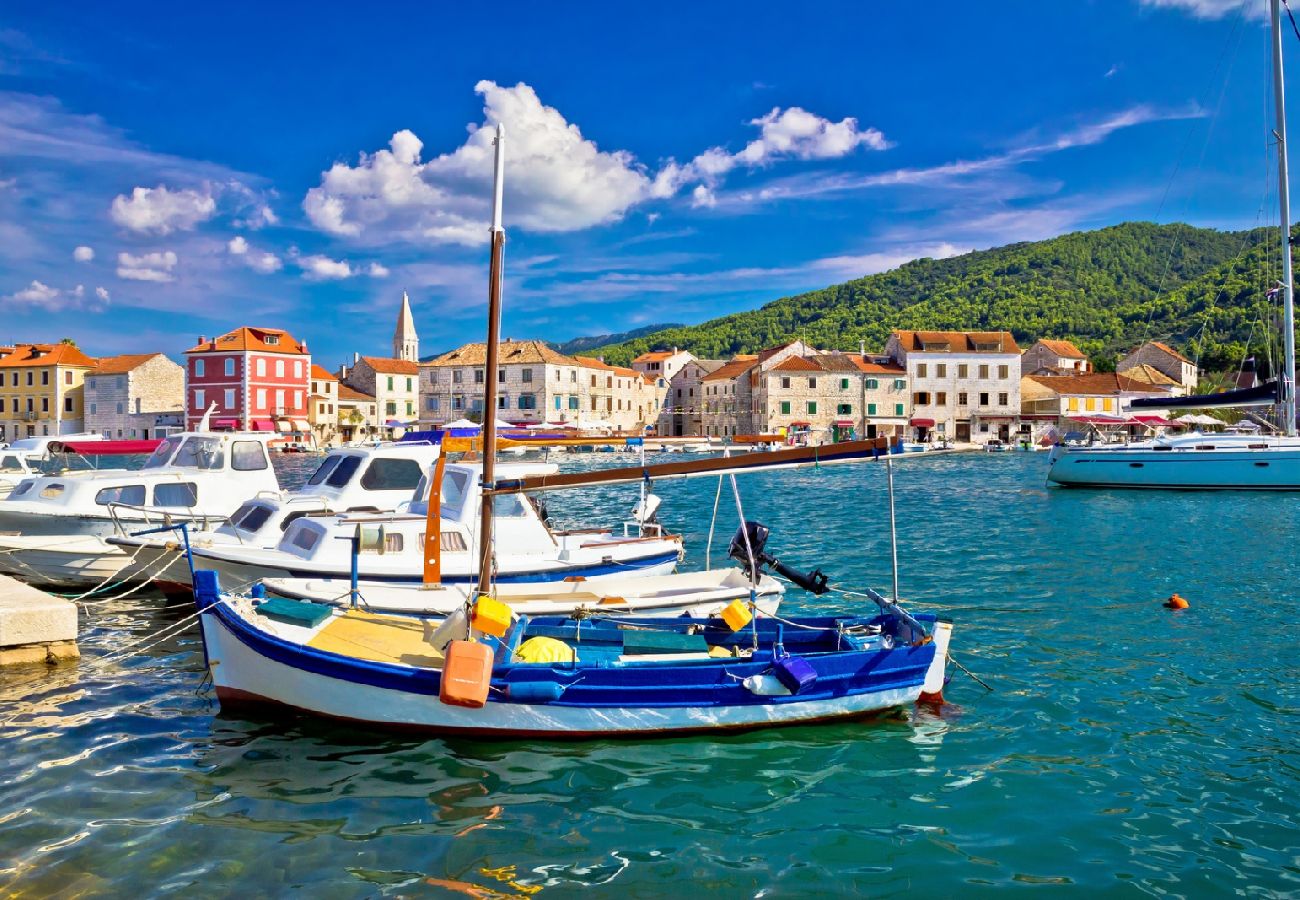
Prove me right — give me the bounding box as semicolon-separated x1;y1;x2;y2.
424;340;572;367
310;364;338;381
186;327;308;355
1026;373;1169;395
0;343;97;368
851;359;906;375
90;353;162;375
633;350;676;363
1035;339;1086;359
702;355;759;382
891;330;1020;354
1118;364;1181;387
770;356;824;373
337;385;376;402
361;355;419;375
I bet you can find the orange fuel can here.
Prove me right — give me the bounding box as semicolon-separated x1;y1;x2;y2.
439;640;493;708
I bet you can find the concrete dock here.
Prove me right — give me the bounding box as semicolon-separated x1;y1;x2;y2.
0;574;78;666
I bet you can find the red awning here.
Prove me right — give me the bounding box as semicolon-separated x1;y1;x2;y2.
250;419;275;431
50;439;163;456
833;419;855;426
789;421;812;427
1133;415;1174;427
1067;415;1128;426
909;417;936;427
213;418;240;428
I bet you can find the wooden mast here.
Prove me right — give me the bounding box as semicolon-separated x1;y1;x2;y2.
475;123;507;596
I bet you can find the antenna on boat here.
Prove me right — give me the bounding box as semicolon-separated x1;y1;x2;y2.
475;123;507;598
1271;0;1297;436
886;447;900;604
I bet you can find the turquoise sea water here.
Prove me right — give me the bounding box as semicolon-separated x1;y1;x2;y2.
2;451;1299;896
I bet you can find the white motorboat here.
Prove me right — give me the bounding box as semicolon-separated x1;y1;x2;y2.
1048;1;1300;490
175;458;684;590
99;441;443;591
0;430;280;587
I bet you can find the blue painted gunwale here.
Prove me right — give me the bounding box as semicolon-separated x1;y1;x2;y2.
195;579;936;711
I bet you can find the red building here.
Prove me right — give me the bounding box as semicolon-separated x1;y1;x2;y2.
184;327;311;431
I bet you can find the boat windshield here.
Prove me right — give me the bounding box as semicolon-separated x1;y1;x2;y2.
172;437;226;470
141;436;183;469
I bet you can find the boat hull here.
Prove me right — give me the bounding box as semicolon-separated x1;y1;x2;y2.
0;535;187;589
1047;445;1300;489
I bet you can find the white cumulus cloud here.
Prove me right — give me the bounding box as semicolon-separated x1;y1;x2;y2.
227;235;281;273
227;235;248;255
4;278;108;310
116;249;178;282
298;253;353;280
95;286;110;302
7;279;60;305
304;80;657;245
110;185;216;234
73;245;94;262
367;262;390;278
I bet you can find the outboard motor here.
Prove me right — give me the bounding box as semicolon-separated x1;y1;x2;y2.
728;521;829;595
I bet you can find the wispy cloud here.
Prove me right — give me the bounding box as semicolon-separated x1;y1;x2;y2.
1138;0;1262;20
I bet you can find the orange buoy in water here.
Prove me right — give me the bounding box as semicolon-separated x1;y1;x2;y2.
1164;593;1190;610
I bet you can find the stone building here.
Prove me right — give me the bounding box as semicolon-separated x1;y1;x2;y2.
1021;339;1091;375
337;385;379;443
421;340;576;426
340;355;420;435
884;330;1022;445
1117;342;1198;392
0;343;98;440
661;357;725;436
84;353;185;440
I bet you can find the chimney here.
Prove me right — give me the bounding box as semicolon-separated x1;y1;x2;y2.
673;346;678;354
353;351;360;364
859;340;865;356
198;335;206;346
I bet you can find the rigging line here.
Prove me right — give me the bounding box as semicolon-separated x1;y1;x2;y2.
1285;0;1300;45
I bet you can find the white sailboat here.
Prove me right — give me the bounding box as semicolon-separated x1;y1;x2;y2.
1048;0;1300;490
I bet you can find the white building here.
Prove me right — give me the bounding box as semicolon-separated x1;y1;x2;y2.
884;330;1022;444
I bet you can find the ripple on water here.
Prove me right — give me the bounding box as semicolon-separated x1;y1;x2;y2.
2;453;1300;895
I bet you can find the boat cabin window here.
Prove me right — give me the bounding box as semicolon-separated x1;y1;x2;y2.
153;482;198;507
290;525;320;552
0;455;24;472
360;458;423;491
39;483;66;499
492;493;529;518
10;480;35;499
326;455;363;488
307;455;343;485
231;441;269;471
171;437;226;470
230;502;273;533
141;436;183;469
361;531;404;553
95;485;146;506
441;469;472;518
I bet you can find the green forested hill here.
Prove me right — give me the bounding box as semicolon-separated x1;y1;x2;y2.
593;222;1282;372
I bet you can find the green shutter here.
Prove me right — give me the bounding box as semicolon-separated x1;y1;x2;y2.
895;403;904;415
868;403;877;415
780;401;791;414
807;402;817;414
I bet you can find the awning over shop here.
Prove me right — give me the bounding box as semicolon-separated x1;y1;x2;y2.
789;421;812;428
1132;415;1175;427
213;418;240;429
909;417;936;427
1066;414;1127;426
833;419;855;427
291;419;311;432
250;419;276;431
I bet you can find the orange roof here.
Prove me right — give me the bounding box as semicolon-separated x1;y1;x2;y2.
425;340;571;367
337;385;376;402
1148;341;1193;365
770;356;824;373
702;355;759;382
1035;339;1086;359
361;356;419;375
633;350;677;363
310;364;338;381
1118;364;1181;387
574;356;616;371
891;330;1020;354
186;327;308;355
0;343;97;368
851;359;906;375
91;353;162;375
1026;373;1168;395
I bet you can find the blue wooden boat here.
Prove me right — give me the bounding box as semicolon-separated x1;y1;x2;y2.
194;570;952;738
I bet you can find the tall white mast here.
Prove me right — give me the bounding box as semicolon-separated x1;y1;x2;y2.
1272;0;1296;435
476;124;506;596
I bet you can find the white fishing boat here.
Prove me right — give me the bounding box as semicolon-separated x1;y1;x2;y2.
98;441;443;591
1048;0;1300;490
0;427;280;587
174;457;685;590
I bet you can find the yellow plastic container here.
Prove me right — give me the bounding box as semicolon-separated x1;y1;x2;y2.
720;599;753;632
471;595;513;638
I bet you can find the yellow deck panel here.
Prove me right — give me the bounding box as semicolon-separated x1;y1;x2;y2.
307;609;445;669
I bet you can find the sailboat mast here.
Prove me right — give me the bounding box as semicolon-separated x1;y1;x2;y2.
476;124;506;595
1272;0;1296;436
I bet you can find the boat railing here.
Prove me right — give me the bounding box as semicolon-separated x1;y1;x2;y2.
107;500;224;537
621;521;664;538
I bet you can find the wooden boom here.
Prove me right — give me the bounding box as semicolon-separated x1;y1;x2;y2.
486;437;893;494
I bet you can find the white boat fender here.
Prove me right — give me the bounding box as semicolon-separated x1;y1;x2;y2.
742;673;792;696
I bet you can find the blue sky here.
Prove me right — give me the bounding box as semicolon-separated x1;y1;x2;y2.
0;0;1288;365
